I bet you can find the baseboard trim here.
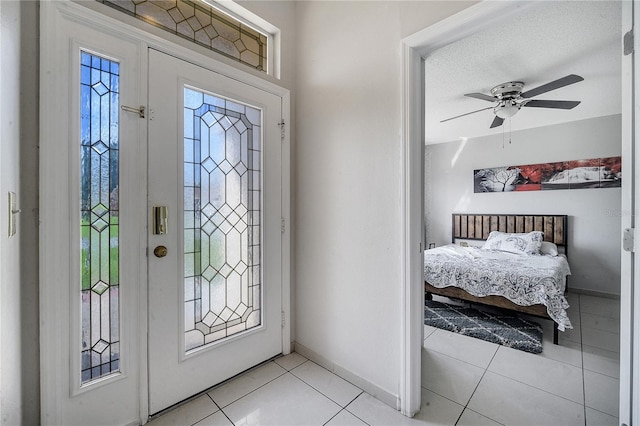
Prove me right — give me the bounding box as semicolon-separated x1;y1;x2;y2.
293;342;400;410
570;288;620;300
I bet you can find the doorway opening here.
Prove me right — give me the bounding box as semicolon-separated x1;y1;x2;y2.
401;1;628;422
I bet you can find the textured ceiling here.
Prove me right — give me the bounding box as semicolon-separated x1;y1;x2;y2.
424;1;622;145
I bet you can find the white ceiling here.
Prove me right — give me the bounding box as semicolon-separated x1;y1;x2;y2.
424;1;622;145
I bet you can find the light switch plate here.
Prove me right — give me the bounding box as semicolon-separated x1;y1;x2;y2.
8;192;17;237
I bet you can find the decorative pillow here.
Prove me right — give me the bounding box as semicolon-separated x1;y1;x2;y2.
482;231;544;255
540;241;559;256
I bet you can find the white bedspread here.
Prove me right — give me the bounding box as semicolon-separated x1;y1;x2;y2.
424;244;572;331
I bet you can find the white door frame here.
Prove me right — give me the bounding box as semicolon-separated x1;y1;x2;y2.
40;2;291;424
621;1;637;424
400;0;632;418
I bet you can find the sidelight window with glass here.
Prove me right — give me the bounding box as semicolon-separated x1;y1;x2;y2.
80;51;121;384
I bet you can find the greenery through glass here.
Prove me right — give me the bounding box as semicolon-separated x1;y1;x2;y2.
80;51;121;384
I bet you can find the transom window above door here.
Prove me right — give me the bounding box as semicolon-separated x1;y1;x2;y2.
95;0;268;72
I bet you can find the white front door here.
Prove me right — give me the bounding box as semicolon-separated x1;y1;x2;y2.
147;49;283;414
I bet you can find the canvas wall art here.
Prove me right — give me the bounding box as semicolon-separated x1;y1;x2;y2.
474;156;621;193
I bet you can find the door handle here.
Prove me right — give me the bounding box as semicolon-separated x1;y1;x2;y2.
153;206;168;235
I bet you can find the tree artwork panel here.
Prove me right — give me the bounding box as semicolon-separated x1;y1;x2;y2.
474;167;519;192
474;156;621;193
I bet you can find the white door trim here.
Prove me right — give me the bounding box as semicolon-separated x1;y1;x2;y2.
400;0;552;416
40;2;291;424
621;1;637;424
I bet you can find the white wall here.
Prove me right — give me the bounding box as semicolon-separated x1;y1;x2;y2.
238;0;298;346
425;114;622;296
1;1;40;425
294;0;475;403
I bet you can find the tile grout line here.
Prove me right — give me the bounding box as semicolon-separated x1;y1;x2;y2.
425;343;500;370
427;333;584;371
424;335;582;420
477;297;586;407
420;385;464;408
423;356;585;423
340;389;369;426
478;358;586;407
579;295;587;426
205;394;235;426
211;362;290;410
457;407;508;426
429;293;618;426
215;357;362;425
322;406;370;426
453;346;500;425
173;356;307;424
287;366;362;410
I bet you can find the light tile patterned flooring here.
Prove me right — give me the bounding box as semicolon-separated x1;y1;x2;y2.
148;292;620;426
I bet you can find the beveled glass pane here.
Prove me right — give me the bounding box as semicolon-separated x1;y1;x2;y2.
80;51;120;384
96;0;268;72
183;86;261;353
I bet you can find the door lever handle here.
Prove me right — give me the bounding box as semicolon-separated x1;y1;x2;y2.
153;206;168;235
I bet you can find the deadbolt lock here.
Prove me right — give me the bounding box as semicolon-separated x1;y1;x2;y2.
153;245;168;258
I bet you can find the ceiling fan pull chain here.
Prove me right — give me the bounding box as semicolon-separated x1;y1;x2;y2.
509;118;512;144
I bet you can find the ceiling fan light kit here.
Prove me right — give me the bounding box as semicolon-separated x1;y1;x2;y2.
494;101;520;119
442;74;584;128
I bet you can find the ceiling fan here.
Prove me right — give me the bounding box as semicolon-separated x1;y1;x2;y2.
441;74;584;129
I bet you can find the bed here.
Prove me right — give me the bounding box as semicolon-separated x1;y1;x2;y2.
424;214;572;344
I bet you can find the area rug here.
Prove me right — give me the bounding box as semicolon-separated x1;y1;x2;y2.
424;300;543;353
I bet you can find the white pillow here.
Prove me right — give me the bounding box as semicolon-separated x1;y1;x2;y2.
482;231;544;255
540;241;559;256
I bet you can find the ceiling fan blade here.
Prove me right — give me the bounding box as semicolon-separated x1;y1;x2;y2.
521;74;584;99
440;106;495;123
464;93;496;102
490;116;504;129
523;100;581;109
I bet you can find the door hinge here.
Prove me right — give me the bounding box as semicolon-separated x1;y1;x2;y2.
623;228;635;252
281;311;286;328
121;105;146;119
278;120;285;140
624;29;634;56
281;217;286;234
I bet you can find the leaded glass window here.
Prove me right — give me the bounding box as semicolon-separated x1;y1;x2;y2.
95;0;267;72
183;86;262;353
80;51;120;384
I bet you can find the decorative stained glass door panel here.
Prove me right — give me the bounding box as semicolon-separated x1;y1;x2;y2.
183;87;262;353
147;49;282;415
